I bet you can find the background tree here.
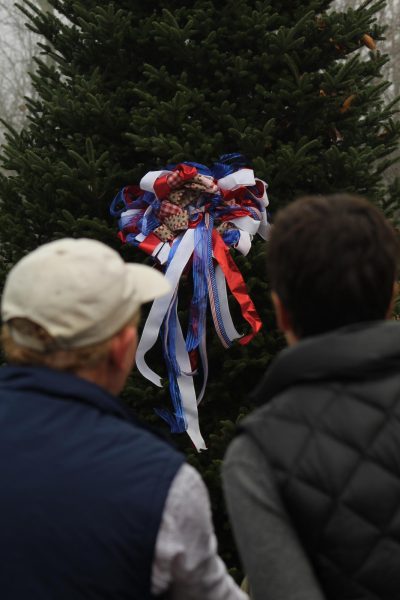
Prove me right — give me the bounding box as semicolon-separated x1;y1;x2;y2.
1;0;399;575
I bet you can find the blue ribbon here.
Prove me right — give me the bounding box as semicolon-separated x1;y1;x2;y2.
154;234;187;434
222;229;241;248
211;153;248;180
186;218;209;353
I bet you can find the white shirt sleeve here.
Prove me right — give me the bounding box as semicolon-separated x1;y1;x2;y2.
151;462;249;600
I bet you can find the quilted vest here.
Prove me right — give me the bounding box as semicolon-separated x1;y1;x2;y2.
0;365;184;600
242;321;400;600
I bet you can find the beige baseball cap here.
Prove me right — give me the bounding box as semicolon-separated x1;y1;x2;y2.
1;238;170;350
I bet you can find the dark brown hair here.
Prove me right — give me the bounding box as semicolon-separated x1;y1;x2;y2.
267;194;400;338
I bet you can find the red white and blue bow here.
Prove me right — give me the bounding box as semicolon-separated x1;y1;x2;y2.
110;155;270;450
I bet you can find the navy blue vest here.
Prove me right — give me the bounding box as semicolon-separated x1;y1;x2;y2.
0;365;184;599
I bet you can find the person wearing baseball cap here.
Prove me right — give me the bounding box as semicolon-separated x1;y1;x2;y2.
0;238;248;600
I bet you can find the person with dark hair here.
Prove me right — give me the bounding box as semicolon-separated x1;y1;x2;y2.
222;194;400;600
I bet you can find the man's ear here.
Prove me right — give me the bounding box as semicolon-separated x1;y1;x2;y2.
271;291;291;332
271;291;298;345
108;325;138;372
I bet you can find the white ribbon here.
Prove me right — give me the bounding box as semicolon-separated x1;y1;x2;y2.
136;229;195;385
258;213;271;241
248;180;269;208
136;227;206;451
140;170;171;195
174;315;207;450
134;232;170;265
152;243;170;265
217;168;256;190
229;215;261;235
120;208;143;218
215;266;242;341
196;329;208;406
234;231;252;256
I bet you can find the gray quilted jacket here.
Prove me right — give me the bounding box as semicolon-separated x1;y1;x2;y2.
241;320;400;600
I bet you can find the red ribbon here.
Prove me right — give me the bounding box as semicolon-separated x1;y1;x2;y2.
153;164;198;199
174;163;198;181
153;175;171;200
119;230;163;257
218;208;253;223
123;185;142;205
212;229;262;345
139;233;164;256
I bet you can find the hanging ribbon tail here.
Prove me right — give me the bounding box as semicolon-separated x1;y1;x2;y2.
212;229;262;345
258;216;272;241
248;179;270;241
195;328;208;406
215;265;243;342
175;317;207;450
136;227;206;451
156;292;207;451
186;219;209;354
136;229;195;385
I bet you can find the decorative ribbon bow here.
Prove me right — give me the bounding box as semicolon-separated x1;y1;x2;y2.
110;155;270;450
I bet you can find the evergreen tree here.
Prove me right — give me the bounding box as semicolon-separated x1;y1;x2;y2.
1;0;399;575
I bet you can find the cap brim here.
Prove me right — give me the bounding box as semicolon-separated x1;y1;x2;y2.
126;263;171;305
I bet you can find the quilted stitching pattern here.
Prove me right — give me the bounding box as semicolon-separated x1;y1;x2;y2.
244;328;400;600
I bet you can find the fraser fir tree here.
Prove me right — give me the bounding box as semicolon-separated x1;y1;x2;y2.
1;0;399;574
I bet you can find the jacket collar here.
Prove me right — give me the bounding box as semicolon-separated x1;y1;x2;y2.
0;364;137;423
252;320;400;403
